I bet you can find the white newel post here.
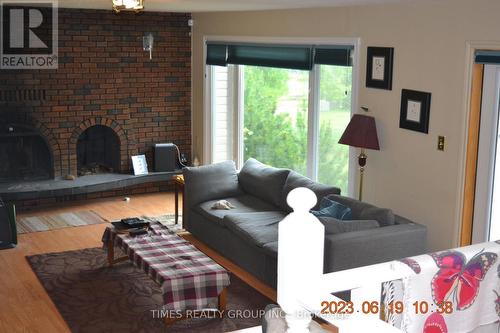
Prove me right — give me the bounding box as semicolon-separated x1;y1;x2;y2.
278;187;325;333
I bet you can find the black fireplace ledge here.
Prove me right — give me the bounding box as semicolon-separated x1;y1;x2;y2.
0;170;182;201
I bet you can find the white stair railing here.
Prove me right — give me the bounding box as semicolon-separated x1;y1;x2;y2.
278;188;408;333
277;187;325;333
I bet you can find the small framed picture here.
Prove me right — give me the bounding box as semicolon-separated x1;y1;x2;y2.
131;155;148;176
366;47;394;90
399;89;432;134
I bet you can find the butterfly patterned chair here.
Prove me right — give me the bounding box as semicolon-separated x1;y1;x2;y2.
383;240;500;333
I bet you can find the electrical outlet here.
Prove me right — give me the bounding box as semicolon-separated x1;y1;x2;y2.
437;136;445;151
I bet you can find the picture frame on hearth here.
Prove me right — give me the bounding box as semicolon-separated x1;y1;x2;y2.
366;46;394;90
399;89;432;134
131;155;148;176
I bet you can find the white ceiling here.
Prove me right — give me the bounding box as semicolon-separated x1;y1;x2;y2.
59;0;408;13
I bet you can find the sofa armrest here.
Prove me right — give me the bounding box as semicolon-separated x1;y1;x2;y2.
323;222;427;273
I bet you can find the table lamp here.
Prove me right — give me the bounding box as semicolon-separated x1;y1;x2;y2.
338;114;380;201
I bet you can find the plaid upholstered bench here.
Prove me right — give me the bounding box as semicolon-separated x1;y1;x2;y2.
102;221;231;325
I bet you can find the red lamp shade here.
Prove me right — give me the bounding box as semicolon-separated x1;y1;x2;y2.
338;114;380;150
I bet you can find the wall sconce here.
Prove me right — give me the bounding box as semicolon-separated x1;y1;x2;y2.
143;33;154;60
112;0;144;13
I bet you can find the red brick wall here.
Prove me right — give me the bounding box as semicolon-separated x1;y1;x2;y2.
0;9;192;177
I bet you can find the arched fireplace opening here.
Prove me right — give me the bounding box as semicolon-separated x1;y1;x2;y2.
0;124;53;182
77;125;120;176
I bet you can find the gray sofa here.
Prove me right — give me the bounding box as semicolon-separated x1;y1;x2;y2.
183;159;427;288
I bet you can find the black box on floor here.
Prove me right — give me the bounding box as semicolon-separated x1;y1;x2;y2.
154;143;177;172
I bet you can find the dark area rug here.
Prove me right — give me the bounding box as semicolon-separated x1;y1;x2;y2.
27;247;271;333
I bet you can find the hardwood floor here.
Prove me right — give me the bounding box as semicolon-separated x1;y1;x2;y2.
0;192;264;333
17;191;176;221
1;192;177;333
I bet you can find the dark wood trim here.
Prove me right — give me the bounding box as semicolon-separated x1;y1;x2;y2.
460;63;484;246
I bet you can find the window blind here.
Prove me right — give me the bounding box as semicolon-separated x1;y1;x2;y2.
314;46;353;67
227;44;313;70
475;51;500;64
206;42;353;69
206;44;227;66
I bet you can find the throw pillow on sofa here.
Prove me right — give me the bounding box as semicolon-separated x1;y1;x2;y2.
326;194;396;227
183;160;242;207
318;216;380;234
281;171;341;212
311;197;352;220
238;158;290;207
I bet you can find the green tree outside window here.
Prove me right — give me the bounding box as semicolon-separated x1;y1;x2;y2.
242;65;351;194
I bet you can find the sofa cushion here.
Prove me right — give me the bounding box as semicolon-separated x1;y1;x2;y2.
195;195;278;226
326;194;396;227
281;171;341;212
183;161;242;207
238;158;290;207
312;197;352;220
223;212;285;247
318;217;380;234
261;241;278;258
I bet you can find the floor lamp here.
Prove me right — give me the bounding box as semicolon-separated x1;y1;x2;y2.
338;114;380;201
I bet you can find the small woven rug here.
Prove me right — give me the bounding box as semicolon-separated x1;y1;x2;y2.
142;214;183;233
17;212;183;234
17;210;107;234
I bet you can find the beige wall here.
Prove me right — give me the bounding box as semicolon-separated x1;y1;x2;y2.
191;0;500;251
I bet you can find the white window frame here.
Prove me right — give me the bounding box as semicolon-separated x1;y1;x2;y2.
203;36;360;196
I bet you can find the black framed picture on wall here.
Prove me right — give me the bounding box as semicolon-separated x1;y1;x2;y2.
399;89;432;134
366;47;394;90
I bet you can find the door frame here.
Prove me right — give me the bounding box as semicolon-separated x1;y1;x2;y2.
471;64;500;243
459;63;483;246
459;41;500;246
471;65;500;242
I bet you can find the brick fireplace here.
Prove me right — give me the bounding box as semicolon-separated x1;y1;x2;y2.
0;8;191;208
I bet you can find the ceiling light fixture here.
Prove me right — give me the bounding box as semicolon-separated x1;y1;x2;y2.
112;0;144;13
